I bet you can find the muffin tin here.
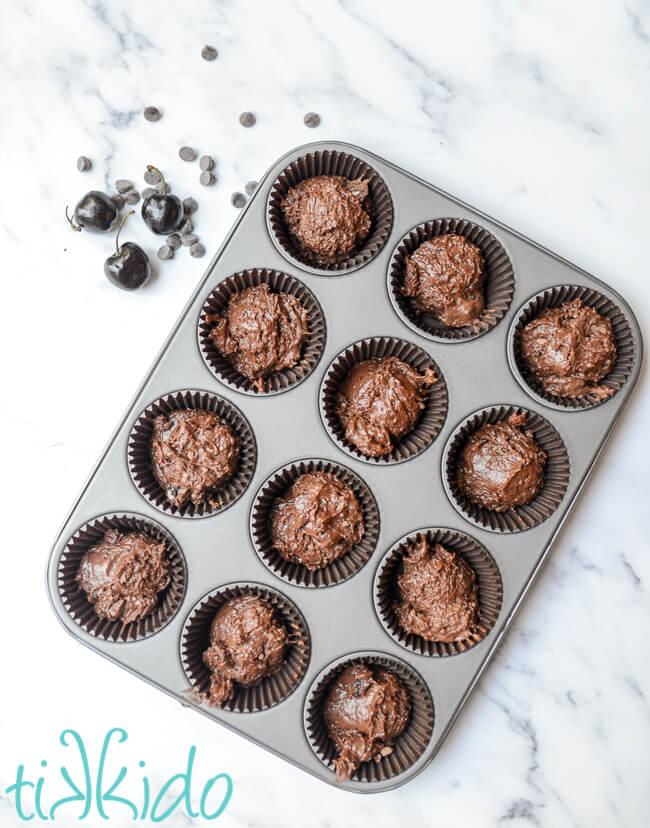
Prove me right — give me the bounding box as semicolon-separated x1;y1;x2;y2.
47;141;643;793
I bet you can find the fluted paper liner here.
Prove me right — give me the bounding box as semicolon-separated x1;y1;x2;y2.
304;652;434;784
181;583;310;713
509;284;636;410
388;217;515;342
198;269;326;395
57;513;186;643
127;389;256;518
374;528;503;656
267;150;393;274
320;337;448;464
250;459;380;588
443;405;570;532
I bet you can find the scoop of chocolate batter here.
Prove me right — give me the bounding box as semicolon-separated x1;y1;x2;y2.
403;233;486;327
335;356;437;457
77;529;170;625
457;412;546;512
395;537;479;643
208;283;309;391
270;471;365;571
519;298;617;399
323;663;411;782
280;175;372;265
202;594;288;706
150;409;239;509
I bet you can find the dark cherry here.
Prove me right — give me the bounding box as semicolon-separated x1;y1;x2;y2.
66;191;118;233
141;165;183;234
104;211;151;291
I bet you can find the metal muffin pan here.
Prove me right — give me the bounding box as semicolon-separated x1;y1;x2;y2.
47;141;643;793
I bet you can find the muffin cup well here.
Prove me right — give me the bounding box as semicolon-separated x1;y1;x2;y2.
303;652;434;785
320;337;448;465
180;583;310;713
198;269;326;395
387;217;515;342
508;284;637;410
127;389;257;519
57;513;186;643
267;149;394;275
443;405;570;533
250;459;380;588
374;528;503;656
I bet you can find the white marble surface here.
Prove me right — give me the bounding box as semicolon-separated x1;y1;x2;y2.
1;0;649;825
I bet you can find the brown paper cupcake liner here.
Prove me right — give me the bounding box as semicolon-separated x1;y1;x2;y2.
127;389;257;518
320;337;448;464
197;269;326;395
509;284;637;410
250;459;380;588
443;405;570;533
267;150;394;274
303;652;434;785
180;582;310;713
387;217;515;342
374;528;503;656
57;512;186;643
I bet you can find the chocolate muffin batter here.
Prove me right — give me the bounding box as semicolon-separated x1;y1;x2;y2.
76;529;170;625
151;409;239;509
208;283;309;391
395;537;479;643
280;175;372;265
323;663;411;782
519;298;617;399
335;357;437;457
403;233;486;327
457;412;546;512
270;471;365;571
202;594;288;707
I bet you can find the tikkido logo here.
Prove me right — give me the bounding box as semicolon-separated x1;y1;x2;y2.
5;729;233;822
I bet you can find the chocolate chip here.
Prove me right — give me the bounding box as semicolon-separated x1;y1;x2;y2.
179;146;197;162
157;244;174;260
239;111;256;128
244;180;257;195
181;233;198;247
166;233;182;250
144;168;161;185
144;106;161;122
115;179;134;194
182;197;198;214
201;45;218;61
125;191;140;205
77;156;92;172
199;155;215;171
142;187;154;199
231;191;246;208
110;194;125;210
303;112;321;128
179;217;193;234
189;242;206;258
200;171;216;186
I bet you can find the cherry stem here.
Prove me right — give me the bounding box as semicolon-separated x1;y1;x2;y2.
146;164;166;194
115;210;135;256
65;206;81;232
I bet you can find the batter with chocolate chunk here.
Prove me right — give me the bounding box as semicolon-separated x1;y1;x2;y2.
335;356;437;457
76;529;170;625
208;283;309;391
323;663;411;782
270;471;365;571
150;409;239;509
457;412;546;511
403;233;486;327
280;175;371;264
395;536;479;643
519;297;617;399
202;594;288;706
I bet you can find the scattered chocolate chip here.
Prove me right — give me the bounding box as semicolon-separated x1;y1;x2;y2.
179;217;194;234
144;168;161;185
239;111;256;128
115;179;134;194
179;146;197;162
110;193;125;210
142;187;154;199
144;106;161;122
77;156;92;172
199;155;215;171
166;233;182;250
190;242;206;258
231;191;246;208
157;244;174;260
303;112;321;128
201;45;218;61
125;191;140;205
181;233;198;247
200;171;216;186
183;197;198;214
244;180;257;196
